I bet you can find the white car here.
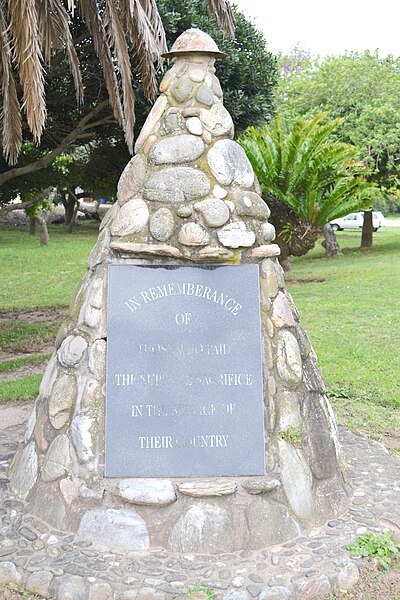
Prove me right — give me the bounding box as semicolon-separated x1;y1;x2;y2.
330;211;385;231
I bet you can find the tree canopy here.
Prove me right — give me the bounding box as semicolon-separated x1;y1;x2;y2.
0;0;234;164
0;0;277;210
275;50;400;188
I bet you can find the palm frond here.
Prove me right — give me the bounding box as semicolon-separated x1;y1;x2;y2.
77;0;124;127
0;2;22;164
105;0;136;152
36;0;83;103
204;0;235;37
8;0;46;143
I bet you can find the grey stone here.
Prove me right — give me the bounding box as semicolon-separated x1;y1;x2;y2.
186;117;203;135
259;587;292;600
213;184;228;198
168;504;234;553
26;570;53;596
161;108;185;135
25;403;37;443
9;442;38;500
217;222;256;248
279;440;314;520
261;222;276;242
196;85;214;106
135;95;168;153
88;581;113;600
232;576;245;587
177;205;193;218
208;140;254;187
0;562;22;586
57;335;87;368
150;208;175;241
223;591;250;600
246;498;300;548
194;197;230;227
59;477;79;504
178;222;210;246
292;574;331;597
271;293;296;328
117;479;176;506
170;77;193;102
99;201;117;230
78;509;150;550
70;415;95;462
118;154;147;205
197;246;234;260
87;227;111;270
137;588;166;600
42;434;71;482
200;102;233;136
18;526;38;541
211;74;223;97
232;191;271;220
49;373;77;429
149;134;204;165
336;562;359;590
144;167;211;204
276;331;303;386
277;391;301;431
302;356;326;393
242;479;281;494
55;575;86;600
247;585;262;598
177;480;237;497
111;198;149;236
88;339;107;380
39;354;58;398
303;395;339;479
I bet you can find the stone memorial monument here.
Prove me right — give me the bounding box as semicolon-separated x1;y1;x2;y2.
9;29;349;553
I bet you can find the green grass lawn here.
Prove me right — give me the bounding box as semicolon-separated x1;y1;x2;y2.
0;223;399;447
0;223;98;310
287;227;400;445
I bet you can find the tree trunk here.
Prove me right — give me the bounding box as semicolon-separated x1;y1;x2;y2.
322;224;341;257
68;202;80;234
361;210;373;248
36;213;49;245
29;216;36;236
62;191;78;226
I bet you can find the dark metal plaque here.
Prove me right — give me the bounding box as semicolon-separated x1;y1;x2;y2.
105;264;265;477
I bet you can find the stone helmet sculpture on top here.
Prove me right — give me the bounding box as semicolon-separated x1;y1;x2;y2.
111;28;278;263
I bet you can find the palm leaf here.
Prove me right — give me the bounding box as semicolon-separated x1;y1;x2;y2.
0;2;22;164
8;0;46;143
105;0;136;153
204;0;235;37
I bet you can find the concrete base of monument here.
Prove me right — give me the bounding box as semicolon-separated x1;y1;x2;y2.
20;464;350;554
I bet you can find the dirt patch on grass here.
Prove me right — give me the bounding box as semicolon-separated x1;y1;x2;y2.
0;307;68;322
0;360;49;381
287;276;326;285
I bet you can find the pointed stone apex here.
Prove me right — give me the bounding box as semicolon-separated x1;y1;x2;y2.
163;28;227;59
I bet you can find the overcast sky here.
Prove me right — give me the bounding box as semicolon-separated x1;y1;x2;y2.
231;0;400;57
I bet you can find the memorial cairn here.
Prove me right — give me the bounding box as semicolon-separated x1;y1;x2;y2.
9;30;349;555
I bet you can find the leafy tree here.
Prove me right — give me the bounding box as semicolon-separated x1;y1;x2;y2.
0;0;234;164
275;50;400;189
240;113;378;265
0;1;277;222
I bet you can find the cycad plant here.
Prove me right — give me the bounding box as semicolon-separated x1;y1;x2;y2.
240;113;378;259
